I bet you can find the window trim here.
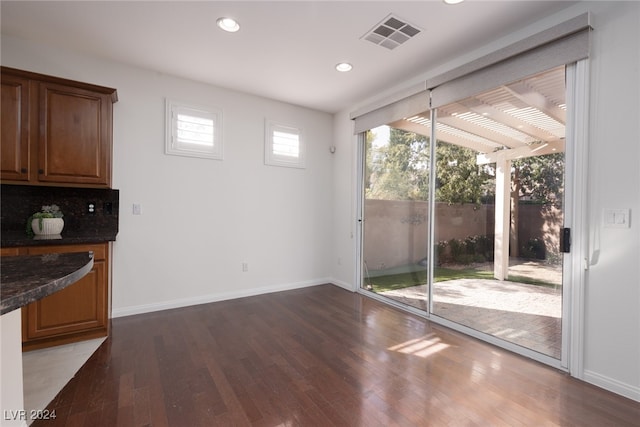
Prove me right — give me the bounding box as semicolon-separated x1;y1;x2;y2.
264;119;305;169
165;99;223;160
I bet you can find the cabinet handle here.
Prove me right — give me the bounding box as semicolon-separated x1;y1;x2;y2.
21;168;27;173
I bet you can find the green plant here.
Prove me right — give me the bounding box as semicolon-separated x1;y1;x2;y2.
449;238;464;260
26;204;64;236
369;266;495;293
436;241;449;265
521;237;546;260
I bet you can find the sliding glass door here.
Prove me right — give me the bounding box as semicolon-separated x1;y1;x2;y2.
360;66;569;362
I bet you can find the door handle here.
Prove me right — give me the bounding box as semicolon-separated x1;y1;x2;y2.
560;228;571;253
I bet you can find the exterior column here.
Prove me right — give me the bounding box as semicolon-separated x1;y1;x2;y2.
494;157;511;280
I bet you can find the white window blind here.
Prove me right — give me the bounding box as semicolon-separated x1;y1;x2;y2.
265;120;305;168
166;99;223;159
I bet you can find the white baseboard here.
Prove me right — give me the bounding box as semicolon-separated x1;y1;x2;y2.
328;278;356;292
583;369;640;402
112;277;334;318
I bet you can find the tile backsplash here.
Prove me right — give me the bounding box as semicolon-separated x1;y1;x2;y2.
1;184;119;236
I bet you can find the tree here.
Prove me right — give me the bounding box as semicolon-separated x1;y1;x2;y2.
512;153;564;207
366;128;429;201
435;143;494;205
366;126;563;208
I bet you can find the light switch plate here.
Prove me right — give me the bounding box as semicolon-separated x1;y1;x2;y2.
603;208;630;228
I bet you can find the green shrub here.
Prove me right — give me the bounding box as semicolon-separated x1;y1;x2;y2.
521;238;546;260
457;254;476;265
436;234;495;264
449;238;464;260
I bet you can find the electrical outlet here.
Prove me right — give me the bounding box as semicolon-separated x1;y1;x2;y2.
104;202;113;215
242;262;249;272
87;202;96;215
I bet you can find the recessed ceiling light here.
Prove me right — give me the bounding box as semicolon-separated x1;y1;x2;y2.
335;62;353;72
217;17;240;32
443;0;465;4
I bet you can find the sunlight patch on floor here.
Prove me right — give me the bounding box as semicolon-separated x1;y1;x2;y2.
388;335;450;358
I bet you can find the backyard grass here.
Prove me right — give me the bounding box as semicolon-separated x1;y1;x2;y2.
368;266;556;293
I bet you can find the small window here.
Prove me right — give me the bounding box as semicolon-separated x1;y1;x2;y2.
166;99;223;160
265;120;305;168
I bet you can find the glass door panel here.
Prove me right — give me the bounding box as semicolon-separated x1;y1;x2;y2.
431;66;566;359
361;125;431;311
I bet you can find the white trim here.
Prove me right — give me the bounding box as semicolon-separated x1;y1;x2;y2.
355;132;366;292
330;278;356;292
583;370;640;402
565;59;590;378
111;278;331;318
427;109;437;315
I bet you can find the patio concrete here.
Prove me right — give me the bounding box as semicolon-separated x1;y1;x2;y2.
378;261;563;358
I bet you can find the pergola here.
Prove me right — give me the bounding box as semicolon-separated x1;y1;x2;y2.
389;66;566;280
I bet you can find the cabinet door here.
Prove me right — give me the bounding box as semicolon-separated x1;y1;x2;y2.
22;243;109;348
0;74;31;181
38;82;112;186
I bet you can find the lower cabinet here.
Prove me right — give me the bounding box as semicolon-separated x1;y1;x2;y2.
1;243;110;351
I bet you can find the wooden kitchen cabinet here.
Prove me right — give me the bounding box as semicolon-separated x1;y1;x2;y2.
0;72;31;182
1;243;111;351
0;67;117;187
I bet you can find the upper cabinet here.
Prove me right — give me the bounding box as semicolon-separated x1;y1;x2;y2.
0;67;118;188
0;72;31;182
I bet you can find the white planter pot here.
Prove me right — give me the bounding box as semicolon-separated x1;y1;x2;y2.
31;217;64;235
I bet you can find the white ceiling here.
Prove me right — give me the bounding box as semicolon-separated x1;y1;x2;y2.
0;1;578;114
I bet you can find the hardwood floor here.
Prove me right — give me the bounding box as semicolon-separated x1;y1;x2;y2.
34;284;639;426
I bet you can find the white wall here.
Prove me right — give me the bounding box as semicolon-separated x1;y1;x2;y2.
581;1;640;400
332;1;639;401
1;35;335;316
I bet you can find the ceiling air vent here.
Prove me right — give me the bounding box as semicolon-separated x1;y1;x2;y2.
362;14;422;50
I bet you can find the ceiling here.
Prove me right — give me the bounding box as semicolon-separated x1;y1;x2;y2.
0;1;578;114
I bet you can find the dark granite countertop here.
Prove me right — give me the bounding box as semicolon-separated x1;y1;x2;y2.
1;230;117;248
0;252;94;315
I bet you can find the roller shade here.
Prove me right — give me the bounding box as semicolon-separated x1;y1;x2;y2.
429;13;592;108
351;84;429;135
350;13;591;134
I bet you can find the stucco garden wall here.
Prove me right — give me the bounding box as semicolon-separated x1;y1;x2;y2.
363;200;561;270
